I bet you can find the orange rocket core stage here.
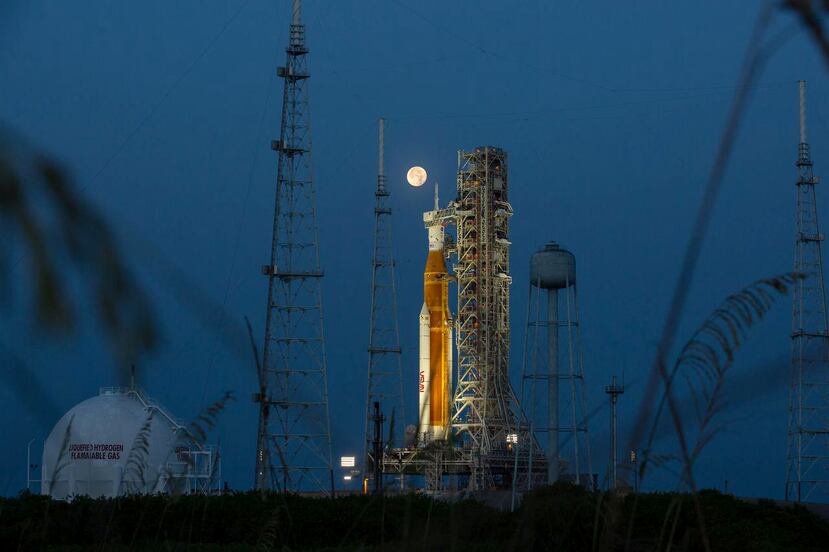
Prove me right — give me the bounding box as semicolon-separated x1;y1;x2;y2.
424;246;451;429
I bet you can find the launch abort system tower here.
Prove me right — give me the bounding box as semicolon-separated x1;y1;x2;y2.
254;0;334;495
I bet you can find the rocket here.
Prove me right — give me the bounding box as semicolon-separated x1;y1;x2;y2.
418;221;453;442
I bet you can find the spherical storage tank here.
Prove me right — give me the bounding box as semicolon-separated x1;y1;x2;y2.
530;241;576;289
42;387;190;500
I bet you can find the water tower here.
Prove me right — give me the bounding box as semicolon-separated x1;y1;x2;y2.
521;242;592;486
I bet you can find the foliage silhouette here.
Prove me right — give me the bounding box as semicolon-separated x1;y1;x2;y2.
2;485;829;551
120;413;155;495
0;130;156;386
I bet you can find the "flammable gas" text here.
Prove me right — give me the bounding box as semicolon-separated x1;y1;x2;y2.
68;443;124;460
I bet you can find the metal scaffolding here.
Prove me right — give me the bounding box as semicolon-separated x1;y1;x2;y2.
364;118;405;485
786;80;829;503
254;0;334;495
450;146;534;489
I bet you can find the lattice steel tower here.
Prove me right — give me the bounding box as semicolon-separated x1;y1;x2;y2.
786;80;829;502
451;147;531;489
364;118;405;482
254;0;334;494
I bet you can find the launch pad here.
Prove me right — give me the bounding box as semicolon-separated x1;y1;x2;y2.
381;146;548;491
383;443;548;491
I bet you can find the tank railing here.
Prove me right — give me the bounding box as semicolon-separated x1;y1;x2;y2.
98;386;192;441
163;444;221;493
99;385;137;395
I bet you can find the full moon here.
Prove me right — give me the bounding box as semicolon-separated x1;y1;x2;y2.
406;166;427;187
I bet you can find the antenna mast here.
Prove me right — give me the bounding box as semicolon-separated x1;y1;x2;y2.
605;375;624;491
364;117;405;488
254;0;334;495
786;80;829;502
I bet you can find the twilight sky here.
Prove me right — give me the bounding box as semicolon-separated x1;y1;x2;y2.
1;1;828;498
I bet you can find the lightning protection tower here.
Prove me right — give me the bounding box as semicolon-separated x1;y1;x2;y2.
520;242;592;489
254;0;334;495
786;80;829;503
364;118;405;486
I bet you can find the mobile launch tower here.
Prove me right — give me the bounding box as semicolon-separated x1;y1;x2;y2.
452;147;537;489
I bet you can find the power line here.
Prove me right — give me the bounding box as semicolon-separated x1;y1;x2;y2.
384;82;792;123
11;0;254;277
198;44;280;407
389;0;616;92
82;0;252;193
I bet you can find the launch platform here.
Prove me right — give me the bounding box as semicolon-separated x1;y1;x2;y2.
381;146;547;491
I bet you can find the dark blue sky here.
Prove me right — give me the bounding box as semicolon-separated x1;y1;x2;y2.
1;1;827;498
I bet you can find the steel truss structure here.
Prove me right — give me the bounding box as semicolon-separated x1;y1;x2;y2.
787;80;829;503
451;147;539;489
364;118;405;483
254;0;334;495
381;442;546;491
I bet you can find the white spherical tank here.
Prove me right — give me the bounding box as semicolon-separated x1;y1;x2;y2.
41;388;187;500
530;242;576;289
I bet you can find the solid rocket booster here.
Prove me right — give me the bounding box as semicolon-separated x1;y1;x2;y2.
418;223;452;442
418;303;431;437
